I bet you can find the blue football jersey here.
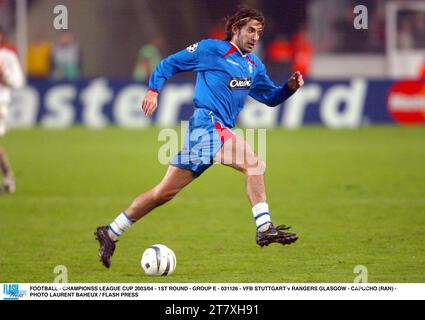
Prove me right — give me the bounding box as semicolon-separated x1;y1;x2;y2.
149;39;295;128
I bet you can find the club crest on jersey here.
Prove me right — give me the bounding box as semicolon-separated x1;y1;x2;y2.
229;77;252;90
186;43;198;53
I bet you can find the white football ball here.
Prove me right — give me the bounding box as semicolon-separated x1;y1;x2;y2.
141;244;176;276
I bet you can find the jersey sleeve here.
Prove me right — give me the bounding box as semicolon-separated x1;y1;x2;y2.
249;62;295;107
2;52;25;89
148;40;211;93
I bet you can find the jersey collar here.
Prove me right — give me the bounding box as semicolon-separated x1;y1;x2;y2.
229;41;247;57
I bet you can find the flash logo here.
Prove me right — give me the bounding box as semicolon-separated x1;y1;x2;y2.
229;78;252;89
186;43;198;53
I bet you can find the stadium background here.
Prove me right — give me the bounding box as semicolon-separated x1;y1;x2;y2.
0;0;424;283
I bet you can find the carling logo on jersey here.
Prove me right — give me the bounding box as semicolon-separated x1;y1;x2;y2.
229;77;252;90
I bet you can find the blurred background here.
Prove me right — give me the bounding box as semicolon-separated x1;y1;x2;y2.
1;0;424;128
1;0;424;78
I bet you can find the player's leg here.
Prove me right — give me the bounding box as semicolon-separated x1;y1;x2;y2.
214;134;266;206
0;147;9;176
214;135;298;247
0;104;15;193
125;165;194;221
95;166;194;268
107;165;194;241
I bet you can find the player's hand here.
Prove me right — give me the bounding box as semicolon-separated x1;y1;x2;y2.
141;90;159;117
287;71;304;91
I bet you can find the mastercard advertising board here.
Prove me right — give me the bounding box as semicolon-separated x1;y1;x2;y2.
387;80;425;125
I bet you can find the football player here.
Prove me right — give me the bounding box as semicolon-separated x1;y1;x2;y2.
96;6;304;268
0;26;24;193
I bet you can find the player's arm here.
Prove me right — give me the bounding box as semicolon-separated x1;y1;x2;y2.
249;63;304;107
142;41;209;116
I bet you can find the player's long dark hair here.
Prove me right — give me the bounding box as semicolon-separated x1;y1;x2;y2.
224;6;265;41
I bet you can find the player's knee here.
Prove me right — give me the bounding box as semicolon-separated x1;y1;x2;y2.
256;157;267;175
243;155;266;176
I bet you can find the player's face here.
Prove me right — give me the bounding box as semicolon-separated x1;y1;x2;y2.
233;19;263;54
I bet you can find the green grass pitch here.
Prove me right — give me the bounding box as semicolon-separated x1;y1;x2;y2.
0;126;424;283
